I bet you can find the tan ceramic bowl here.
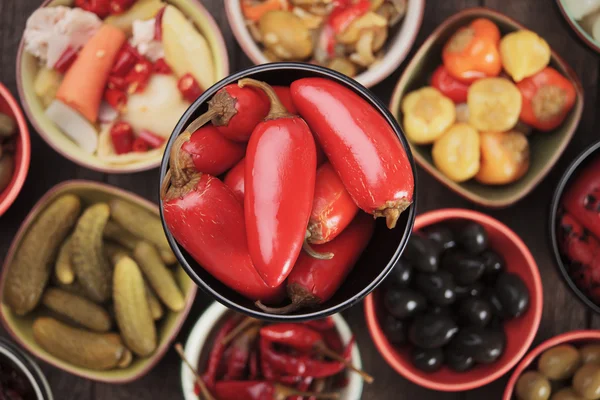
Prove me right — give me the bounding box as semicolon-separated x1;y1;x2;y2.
0;180;197;383
16;0;229;174
389;7;584;208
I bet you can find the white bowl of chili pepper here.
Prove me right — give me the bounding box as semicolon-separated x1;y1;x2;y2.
180;302;364;400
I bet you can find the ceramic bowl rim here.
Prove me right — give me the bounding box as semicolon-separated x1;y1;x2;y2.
389;6;584;208
364;208;544;391
223;0;426;88
0;179;198;383
159;61;417;322
15;0;230;174
555;0;600;54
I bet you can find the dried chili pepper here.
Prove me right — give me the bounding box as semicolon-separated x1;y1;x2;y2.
177;73;203;103
137;130;165;149
109;0;135;15
132;137;149;152
225;325;260;380
103;88;127;112
153;58;172;74
202;317;239;389
214;380;339;400
260;324;323;352
261;341;344;378
75;0;111;18
289;376;314;400
155;6;166;40
291;78;414;229
108;75;128;91
249;349;259;380
111;44;139;77
562;157;600;240
302;317;335;332
109;121;134;154
54;47;79;74
256;213;374;314
125;59;153;94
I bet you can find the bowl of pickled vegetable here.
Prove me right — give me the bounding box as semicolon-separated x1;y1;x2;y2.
504;330;600;400
0;83;30;217
557;0;600;54
389;7;584;208
225;0;425;88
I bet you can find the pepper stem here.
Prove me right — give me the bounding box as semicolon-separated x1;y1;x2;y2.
185;108;219;134
255;300;301;315
220;316;260;346
238;78;292;120
303;231;334;260
374;199;412;229
314;343;374;384
162;133;202;202
273;383;339;400
384;208;400;229
175;343;216;400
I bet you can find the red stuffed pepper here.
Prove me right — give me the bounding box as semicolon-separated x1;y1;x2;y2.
241;78;317;288
562;157;600;240
291;78;414;229
430;65;471;104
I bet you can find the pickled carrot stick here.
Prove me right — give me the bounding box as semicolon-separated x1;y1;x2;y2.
56;25;126;123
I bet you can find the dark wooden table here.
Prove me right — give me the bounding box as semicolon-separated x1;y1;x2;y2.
1;0;598;398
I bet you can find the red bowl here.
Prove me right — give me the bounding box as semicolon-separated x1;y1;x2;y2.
364;209;543;392
0;83;30;217
503;330;600;399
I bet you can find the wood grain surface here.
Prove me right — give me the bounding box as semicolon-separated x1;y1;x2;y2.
1;0;599;398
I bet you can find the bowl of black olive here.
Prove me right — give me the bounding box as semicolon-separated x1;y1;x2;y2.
364;208;543;392
504;330;600;400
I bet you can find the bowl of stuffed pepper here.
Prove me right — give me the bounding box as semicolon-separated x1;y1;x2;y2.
389;7;583;208
159;62;417;321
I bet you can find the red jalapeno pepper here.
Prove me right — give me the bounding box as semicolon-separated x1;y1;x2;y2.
176;125;245;176
153;58;172;74
202;316;239;389
185;83;270;142
109;121;134;154
103;88;127;112
54;47;79;74
155;6;166;41
224;158;246;204
563;157;600;240
137;130;165;149
430;65;471;104
177;73;203;103
257;213;374;314
132;137;149;152
240;78;317;288
75;0;111;18
161;137;285;303
291;78;414;229
214;380;338;400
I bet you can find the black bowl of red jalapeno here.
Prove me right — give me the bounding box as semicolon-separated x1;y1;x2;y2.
159;62;417;321
550;140;600;314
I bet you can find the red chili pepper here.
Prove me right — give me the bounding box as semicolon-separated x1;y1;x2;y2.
111;44;139;77
289;377;314;400
563;157;600;240
137;130;165;149
322;329;344;354
177;73;203;103
153;58;172;74
103;88;127;112
224;158;246;204
179;125;245;176
249;349;259;380
75;0;111;18
260;324;323;352
240;79;317;288
291;78;414;229
517;67;577;132
109;0;134;15
559;213;599;267
202;317;238;389
126;59;153;94
109;121;134;154
54;47;79;74
257;213;374;314
271;86;296;113
214;381;337;400
132;137;149;152
161;140;285;303
155;6;166;41
108;75;128;91
430;65;471;104
225;325;260;380
302;317;335;332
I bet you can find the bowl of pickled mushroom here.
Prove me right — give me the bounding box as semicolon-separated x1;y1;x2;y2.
16;0;229;173
558;0;600;54
504;330;600;400
0;83;30;217
389;7;583;208
226;0;425;88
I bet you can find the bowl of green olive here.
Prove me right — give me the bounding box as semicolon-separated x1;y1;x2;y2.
504;330;600;400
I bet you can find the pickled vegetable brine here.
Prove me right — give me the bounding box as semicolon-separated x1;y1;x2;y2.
401;18;577;186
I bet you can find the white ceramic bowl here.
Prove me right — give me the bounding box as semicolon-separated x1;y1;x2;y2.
225;0;425;88
181;302;363;400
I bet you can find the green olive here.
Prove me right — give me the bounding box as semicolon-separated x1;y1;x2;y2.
581;345;600;365
573;364;600;399
327;58;357;77
551;388;585;400
516;371;551;400
0;154;14;193
0;113;15;137
538;345;582;380
259;10;313;60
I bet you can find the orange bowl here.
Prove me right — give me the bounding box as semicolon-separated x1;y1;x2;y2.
503;330;600;399
364;209;543;392
0;83;30;217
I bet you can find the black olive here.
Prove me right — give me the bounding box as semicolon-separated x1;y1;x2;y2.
412;347;444;372
430;306;453;318
495;273;530;318
458;297;492;328
383;315;407;344
480;250;505;283
482;289;505;318
441;249;485;286
445;346;475;372
455;282;485;299
424;225;456;254
457;222;488;255
384;288;427;320
415;271;456;306
403;234;439;273
451;327;505;364
385;259;413;289
408;314;458;349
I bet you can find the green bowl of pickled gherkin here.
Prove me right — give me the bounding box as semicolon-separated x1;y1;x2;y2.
0;180;197;383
